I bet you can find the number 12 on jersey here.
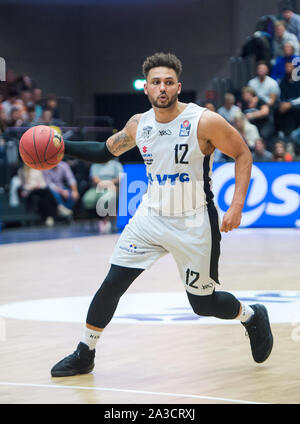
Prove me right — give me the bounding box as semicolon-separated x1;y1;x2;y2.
174;144;189;164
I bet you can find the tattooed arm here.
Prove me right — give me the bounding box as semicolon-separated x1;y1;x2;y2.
64;114;141;163
106;114;141;156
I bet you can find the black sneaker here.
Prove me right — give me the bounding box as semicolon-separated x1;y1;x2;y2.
51;342;95;377
242;304;273;363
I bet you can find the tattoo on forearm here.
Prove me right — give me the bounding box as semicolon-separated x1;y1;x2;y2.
107;114;140;156
107;132;132;156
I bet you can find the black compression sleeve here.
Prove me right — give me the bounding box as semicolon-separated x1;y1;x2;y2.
86;265;144;328
64;140;116;163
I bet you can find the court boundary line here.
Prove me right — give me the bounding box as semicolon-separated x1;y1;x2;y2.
0;381;265;404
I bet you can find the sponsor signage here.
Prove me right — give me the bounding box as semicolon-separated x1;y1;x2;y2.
117;162;300;228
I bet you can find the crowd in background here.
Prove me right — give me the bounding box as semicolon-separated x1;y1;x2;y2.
0;70;123;231
203;3;300;162
0;71;65;131
8;158;122;231
0;1;300;229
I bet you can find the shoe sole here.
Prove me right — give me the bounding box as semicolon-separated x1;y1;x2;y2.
51;364;94;377
252;304;273;363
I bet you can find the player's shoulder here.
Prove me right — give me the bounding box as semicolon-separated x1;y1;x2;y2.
197;109;229;136
125;113;143;128
199;109;226;125
121;113;144;141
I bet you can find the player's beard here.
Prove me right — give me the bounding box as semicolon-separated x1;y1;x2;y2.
149;91;179;109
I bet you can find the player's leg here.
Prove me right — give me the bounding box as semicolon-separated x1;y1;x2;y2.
51;264;144;377
187;290;273;363
186;290;240;319
51;212;168;377
169;204;273;363
85;264;144;337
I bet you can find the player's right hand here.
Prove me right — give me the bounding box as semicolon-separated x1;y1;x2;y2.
220;206;242;232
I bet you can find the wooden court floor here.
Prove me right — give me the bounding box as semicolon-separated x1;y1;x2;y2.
0;227;299;404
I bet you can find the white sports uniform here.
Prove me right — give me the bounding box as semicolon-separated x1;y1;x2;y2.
110;103;221;296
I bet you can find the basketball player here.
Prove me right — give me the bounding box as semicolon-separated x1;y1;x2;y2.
51;53;273;377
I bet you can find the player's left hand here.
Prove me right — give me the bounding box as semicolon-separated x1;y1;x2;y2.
220;206;242;232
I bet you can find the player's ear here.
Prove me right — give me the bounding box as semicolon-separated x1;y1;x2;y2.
178;82;182;95
144;82;148;95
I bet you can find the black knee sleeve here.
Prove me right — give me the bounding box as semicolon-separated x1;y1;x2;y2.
187;290;240;320
86;264;144;328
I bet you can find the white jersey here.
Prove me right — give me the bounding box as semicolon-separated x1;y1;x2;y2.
135;102;215;216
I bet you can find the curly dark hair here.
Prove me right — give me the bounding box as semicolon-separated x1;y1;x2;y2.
142;52;182;79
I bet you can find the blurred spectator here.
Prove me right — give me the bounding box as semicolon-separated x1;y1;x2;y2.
240;87;275;143
18;89;33;122
1;89;20;118
66;158;90;196
38;108;62;126
46;93;60;119
290;125;300;154
241;30;273;67
39;108;53;125
82;159;123;233
32;87;43;119
252;138;273;161
271;41;298;82
233;111;260;149
3;70;33;97
276;60;300;137
22;102;38;127
7;107;24;127
248;61;280;106
217;93;241;124
273;20;299;57
38;107;64;127
42;161;79;218
256;14;277;39
272;140;293;161
14;73;34;93
282;6;300;41
204;102;216;112
20;89;33;108
9;166;22;207
0;107;7;133
18;164;57;226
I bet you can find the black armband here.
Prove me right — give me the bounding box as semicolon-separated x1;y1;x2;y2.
64;140;116;163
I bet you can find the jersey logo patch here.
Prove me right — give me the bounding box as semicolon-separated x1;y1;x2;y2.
142;146;153;165
159;129;172;136
119;243;146;255
179;120;191;137
148;172;190;185
143;126;153;139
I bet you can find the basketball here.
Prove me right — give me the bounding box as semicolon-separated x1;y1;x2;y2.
19;125;65;170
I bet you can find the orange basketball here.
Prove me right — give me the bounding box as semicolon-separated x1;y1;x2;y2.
19;125;65;170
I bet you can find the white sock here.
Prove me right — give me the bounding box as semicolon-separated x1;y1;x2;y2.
82;327;103;350
237;303;255;323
